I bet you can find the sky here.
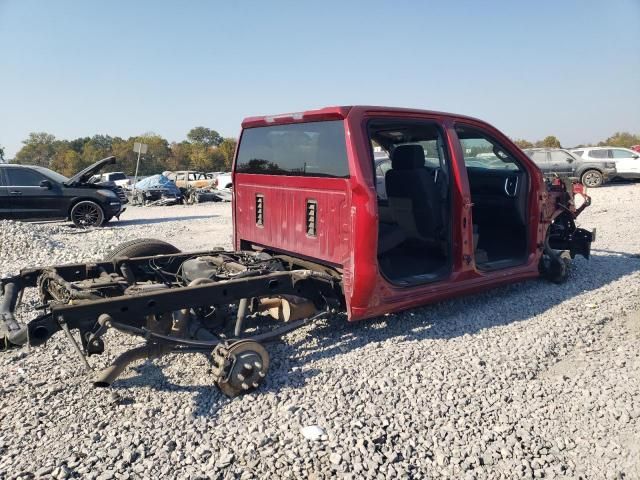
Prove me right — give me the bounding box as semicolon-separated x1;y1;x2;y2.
0;0;639;158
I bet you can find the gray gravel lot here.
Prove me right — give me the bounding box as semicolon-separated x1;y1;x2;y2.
1;185;639;479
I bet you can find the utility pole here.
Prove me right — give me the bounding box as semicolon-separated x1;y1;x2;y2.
132;142;148;188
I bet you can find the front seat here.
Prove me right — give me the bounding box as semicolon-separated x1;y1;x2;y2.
385;144;442;243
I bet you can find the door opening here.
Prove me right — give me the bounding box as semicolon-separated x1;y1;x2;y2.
370;120;452;285
455;125;529;270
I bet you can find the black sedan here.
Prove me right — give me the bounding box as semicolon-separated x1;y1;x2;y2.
0;157;126;228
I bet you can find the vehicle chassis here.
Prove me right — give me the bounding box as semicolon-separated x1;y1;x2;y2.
0;250;343;397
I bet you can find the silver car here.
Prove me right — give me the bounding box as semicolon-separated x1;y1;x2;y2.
571;147;640;180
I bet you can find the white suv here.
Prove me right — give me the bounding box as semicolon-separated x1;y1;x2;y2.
571;147;640;180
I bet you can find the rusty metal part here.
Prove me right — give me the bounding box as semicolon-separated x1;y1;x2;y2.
0;248;340;391
93;343;170;387
211;340;270;397
0;280;27;349
171;309;191;336
59;320;92;371
188;278;214;287
234;298;248;337
123;283;169;295
255;296;317;322
205;255;248;273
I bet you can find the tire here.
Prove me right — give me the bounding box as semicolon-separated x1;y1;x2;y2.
540;251;571;284
580;169;603;188
70;201;105;228
105;238;181;260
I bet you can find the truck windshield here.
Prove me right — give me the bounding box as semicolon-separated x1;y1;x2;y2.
235;120;349;178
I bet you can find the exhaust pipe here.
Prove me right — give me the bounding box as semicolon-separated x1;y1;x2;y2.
0;281;28;348
93;343;169;387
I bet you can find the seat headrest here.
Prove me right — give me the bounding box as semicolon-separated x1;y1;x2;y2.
391;145;425;170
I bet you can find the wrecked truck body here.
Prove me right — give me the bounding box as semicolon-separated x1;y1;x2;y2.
0;106;594;396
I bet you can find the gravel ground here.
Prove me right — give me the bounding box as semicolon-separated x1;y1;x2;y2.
1;186;639;480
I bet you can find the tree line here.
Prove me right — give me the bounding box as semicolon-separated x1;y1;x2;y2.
2;127;237;177
1;130;638;175
512;131;640;150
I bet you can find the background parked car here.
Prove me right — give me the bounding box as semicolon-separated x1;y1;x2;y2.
90;171;131;188
631;145;640;153
524;148;616;187
133;174;182;205
164;171;215;189
0;157;125;227
214;172;232;189
570;147;640;180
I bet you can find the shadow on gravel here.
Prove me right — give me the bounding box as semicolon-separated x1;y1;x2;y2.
110;356;322;418
271;252;640;387
601;179;640;187
111;360;231;417
106;252;640;418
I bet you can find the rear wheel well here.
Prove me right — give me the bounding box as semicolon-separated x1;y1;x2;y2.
578;167;603;175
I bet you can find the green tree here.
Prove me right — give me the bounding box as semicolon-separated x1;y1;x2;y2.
217;138;238;169
536;136;561;148
80;134;115;167
138;133;171;174
188;144;213;171
0;145;5;163
68;137;91;154
50;148;83;177
513;139;534;149
187;127;223;147
168;141;192;171
110;133;171;176
14;132;57;166
598;132;640;148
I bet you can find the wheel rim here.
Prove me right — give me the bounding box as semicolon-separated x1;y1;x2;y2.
583;171;601;187
73;204;100;227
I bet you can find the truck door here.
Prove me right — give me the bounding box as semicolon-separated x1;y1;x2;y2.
548;150;576;176
4;167;63;220
0;169;11;219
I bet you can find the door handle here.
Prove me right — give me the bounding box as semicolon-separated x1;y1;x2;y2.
9;191;23;195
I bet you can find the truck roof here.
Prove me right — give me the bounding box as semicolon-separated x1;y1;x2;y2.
241;105;486;129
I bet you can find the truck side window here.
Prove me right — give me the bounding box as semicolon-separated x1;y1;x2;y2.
236;120;349;178
457;130;520;171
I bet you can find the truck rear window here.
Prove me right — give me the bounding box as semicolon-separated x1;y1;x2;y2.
235;120;349;178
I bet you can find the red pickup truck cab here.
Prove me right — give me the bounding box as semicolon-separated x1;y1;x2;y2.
0;105;594;395
233;106;593;321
